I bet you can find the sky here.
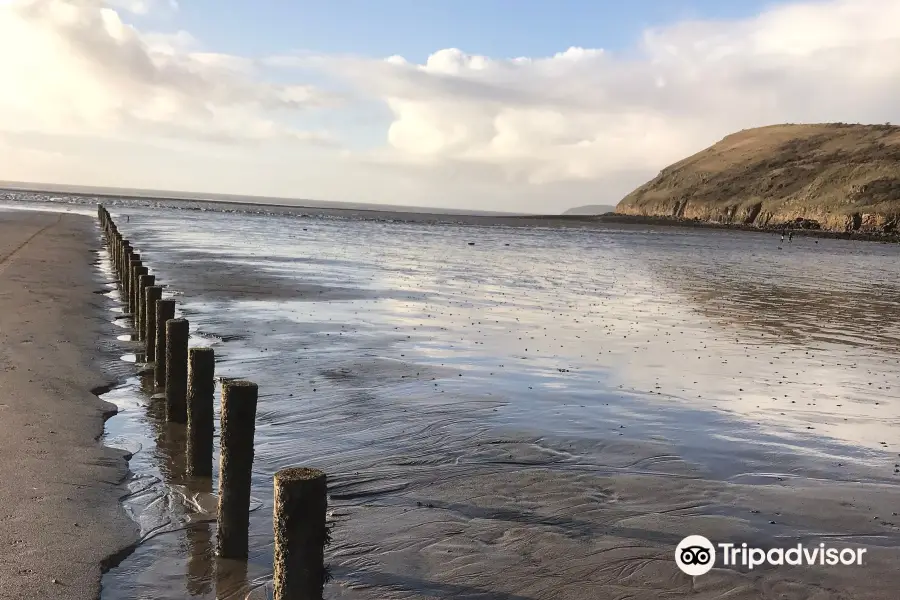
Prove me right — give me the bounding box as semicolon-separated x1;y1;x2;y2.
0;0;899;213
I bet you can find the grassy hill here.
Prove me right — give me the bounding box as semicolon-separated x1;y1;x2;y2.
616;123;900;233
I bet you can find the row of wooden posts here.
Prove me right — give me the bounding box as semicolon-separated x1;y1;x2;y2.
97;205;329;600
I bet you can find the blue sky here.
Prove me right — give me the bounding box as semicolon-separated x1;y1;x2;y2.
151;0;784;61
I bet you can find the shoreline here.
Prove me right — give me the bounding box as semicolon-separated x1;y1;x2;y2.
0;210;137;599
0;184;526;218
6;190;900;244
538;213;900;242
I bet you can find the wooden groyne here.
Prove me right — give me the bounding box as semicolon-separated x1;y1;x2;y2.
97;205;329;599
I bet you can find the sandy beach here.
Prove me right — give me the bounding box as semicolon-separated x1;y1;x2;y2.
1;0;898;596
0;210;135;599
0;202;897;599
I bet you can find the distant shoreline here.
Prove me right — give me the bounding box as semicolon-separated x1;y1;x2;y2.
4;184;898;242
0;182;529;218
582;213;900;242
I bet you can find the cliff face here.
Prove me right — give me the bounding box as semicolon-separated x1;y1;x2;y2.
616;124;900;233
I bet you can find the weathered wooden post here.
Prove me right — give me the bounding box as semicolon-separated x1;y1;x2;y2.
154;299;176;389
108;232;115;268
137;274;155;342
112;236;120;272
186;347;215;477
273;468;329;600
127;249;138;270
144;286;163;361
130;266;147;326
127;254;141;311
120;244;132;292
118;245;125;293
216;380;258;560
129;263;150;314
165;318;189;423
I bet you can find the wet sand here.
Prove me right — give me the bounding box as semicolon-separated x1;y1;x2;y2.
312;450;900;599
91;206;900;599
0;210;135;599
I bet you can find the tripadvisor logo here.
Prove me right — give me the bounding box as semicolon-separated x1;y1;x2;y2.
675;535;716;576
675;535;866;576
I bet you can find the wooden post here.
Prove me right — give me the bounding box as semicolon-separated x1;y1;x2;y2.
216;380;258;560
165;318;190;423
137;274;155;341
186;347;215;477
154;299;176;389
127;255;141;311
131;265;147;317
112;236;120;273
144;286;163;361
120;245;132;295
119;242;129;280
273;468;329;600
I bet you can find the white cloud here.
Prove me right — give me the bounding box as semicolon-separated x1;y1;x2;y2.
2;0;900;212
106;0;176;15
284;0;900;191
0;0;337;146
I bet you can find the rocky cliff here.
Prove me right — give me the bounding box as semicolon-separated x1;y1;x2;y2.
616;123;900;233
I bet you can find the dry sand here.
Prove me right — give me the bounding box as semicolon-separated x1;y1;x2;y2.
0;210;135;599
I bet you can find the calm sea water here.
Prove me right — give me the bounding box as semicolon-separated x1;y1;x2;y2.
6;193;900;598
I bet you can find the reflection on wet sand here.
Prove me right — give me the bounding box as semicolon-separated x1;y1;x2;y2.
647;241;900;353
99;207;900;599
185;519;213;596
627;231;900;455
103;368;254;598
215;557;249;600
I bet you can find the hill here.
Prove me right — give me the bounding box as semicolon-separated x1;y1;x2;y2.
615;123;900;233
563;204;617;215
